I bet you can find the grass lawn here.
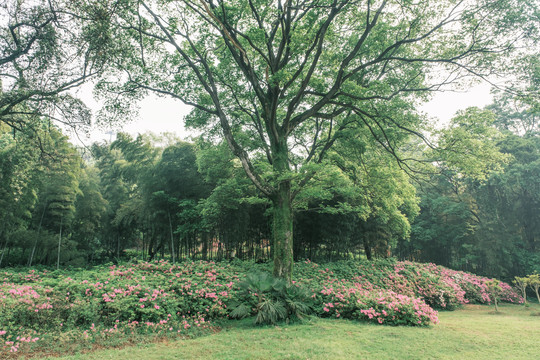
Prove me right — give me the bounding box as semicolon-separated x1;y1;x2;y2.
44;303;540;360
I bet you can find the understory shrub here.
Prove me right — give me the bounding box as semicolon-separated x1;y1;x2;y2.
354;291;439;326
0;259;523;355
292;260;522;313
229;271;313;325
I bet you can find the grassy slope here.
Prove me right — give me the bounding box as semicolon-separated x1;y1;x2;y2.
48;304;540;360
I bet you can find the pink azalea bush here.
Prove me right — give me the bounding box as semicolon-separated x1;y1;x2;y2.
293;259;522;311
0;260;239;355
312;280;439;326
0;258;523;355
355;291;439;326
291;259;522;326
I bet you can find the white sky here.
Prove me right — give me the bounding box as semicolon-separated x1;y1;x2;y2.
420;82;493;124
69;84;193;145
68;82;494;147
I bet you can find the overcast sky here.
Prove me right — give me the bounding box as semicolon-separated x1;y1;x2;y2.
68;82;494;147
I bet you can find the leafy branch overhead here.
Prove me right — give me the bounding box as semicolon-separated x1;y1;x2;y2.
0;0;112;135
76;0;539;280
91;0;538;192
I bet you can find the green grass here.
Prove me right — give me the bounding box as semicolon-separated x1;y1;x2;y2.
40;303;540;360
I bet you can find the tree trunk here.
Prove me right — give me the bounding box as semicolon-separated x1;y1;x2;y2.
272;181;294;282
141;232;145;260
0;235;7;268
168;210;175;263
56;217;63;270
271;136;294;282
533;286;540;303
116;235;120;260
364;236;372;260
202;233;208;260
29;202;47;267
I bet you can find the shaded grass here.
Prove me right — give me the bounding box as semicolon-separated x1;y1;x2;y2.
43;304;540;360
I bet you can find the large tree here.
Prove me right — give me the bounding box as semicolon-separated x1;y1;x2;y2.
88;0;538;280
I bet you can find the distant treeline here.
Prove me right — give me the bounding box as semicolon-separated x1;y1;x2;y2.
0;108;538;281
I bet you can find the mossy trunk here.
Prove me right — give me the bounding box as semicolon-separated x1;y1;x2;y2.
272;181;293;282
271;139;293;282
56;218;63;270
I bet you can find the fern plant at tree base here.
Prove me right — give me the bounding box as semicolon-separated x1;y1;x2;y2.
229;271;313;325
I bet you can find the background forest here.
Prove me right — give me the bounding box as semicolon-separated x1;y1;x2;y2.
1;91;538;281
1;0;539;282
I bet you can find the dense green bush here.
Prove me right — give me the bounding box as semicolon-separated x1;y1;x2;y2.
229;271;313;325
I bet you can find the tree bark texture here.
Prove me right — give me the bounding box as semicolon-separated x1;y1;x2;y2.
271;140;294;282
272;182;293;282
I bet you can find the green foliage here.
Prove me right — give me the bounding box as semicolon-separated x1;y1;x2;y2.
0;0;102;132
405;111;540;279
434;107;510;180
513;276;529;304
0;259;527;355
230;271;313;325
489;55;539;134
1;0;538;284
485;279;503;312
526;274;540;303
0;120;95;268
82;0;539;280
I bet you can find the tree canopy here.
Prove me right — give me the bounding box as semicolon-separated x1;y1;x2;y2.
1;0;538;281
80;0;538;280
0;0;109;137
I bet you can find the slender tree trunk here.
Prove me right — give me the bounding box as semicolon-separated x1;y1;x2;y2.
168;211;175;263
202;233;207;260
116;235;120;260
179;236;183;261
56;217;63;270
141;232;145;260
364;237;372;261
187;234;191;259
0;235;7;268
217;234;222;260
519;284;528;304
176;234;181;261
29;202;47;267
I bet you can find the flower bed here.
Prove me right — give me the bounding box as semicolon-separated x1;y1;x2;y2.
0;259;523;355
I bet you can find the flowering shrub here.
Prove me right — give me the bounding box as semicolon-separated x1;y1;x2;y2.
292;260;523;313
354;291;439;326
0;259;523;356
300;267;440;326
0;260;239;355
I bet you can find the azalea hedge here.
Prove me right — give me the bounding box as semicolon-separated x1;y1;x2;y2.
292;259;522;326
0;259;523;355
